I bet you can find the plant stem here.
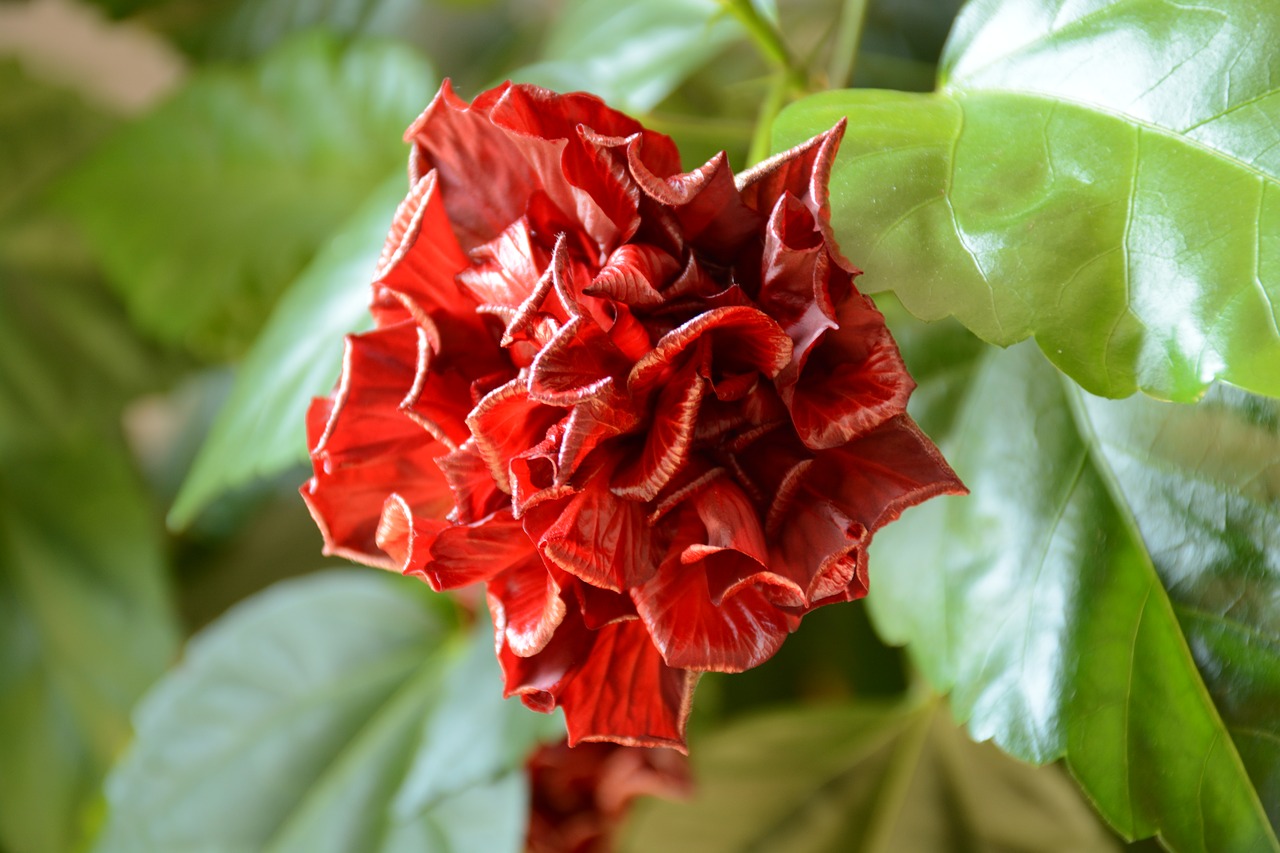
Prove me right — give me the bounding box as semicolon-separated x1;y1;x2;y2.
860;697;937;853
718;0;794;74
642;113;755;145
829;0;869;88
747;71;789;166
719;0;807;165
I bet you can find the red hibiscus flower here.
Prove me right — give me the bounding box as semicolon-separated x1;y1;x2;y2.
302;80;964;751
525;739;690;853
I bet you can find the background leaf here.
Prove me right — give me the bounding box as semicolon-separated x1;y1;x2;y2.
166;174;401;528
92;571;560;853
865;312;1279;849
773;0;1280;401
511;0;772;116
58;33;434;360
0;260;167;448
0;60;114;220
624;699;1120;852
0;438;178;853
0;61;179;853
176;0;433;61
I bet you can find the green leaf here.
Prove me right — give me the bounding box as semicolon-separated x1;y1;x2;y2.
205;0;427;58
166;173;403;528
0;437;178;853
0;60;114;220
58;33;435;360
624;699;1120;852
0;263;166;450
92;571;560;853
773;0;1280;401
866;323;1280;849
511;0;763;115
162;0;433;61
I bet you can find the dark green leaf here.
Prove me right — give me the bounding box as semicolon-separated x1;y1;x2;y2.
0;437;178;853
0;60;114;220
624;699;1120;852
1071;381;1280;834
167;174;402;528
866;324;1279;849
0;263;165;449
58;34;434;360
774;0;1280;401
165;0;433;61
511;0;770;115
0;63;157;437
92;571;560;853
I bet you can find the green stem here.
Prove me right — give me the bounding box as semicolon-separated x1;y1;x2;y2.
719;0;807;165
718;0;794;74
747;71;789;166
861;697;937;853
829;0;869;88
642;113;755;145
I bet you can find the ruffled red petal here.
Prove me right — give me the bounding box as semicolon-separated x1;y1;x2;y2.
811;414;966;534
466;377;564;492
525;467;657;592
633;481;798;671
488;553;567;657
784;291;915;450
305;82;963;753
301;323;453;565
557;619;697;752
611;349;707;501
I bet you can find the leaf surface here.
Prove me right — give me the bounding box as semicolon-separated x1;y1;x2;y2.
624;700;1120;852
774;0;1280;400
511;0;773;115
0;439;178;853
91;571;560;853
866;316;1280;849
167;174;402;527
59;34;434;359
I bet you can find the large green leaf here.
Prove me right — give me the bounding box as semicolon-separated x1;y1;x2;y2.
166;174;401;528
774;0;1280;402
58;34;434;360
511;0;774;115
0;437;178;853
865;319;1280;849
92;571;560;853
624;699;1120;852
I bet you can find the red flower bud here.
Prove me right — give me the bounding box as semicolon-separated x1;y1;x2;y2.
525;739;690;853
302;81;965;751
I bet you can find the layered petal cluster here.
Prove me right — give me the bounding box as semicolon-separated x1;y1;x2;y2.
525;739;690;853
302;81;965;750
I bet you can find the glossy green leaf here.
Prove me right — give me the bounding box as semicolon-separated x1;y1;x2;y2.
92;571;560;853
774;0;1280;401
0;437;178;853
58;34;434;360
866;322;1280;849
511;0;773;115
624;699;1119;852
166;174;402;528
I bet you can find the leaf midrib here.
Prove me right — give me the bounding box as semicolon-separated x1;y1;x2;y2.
136;645;426;819
1061;375;1280;849
262;653;447;853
